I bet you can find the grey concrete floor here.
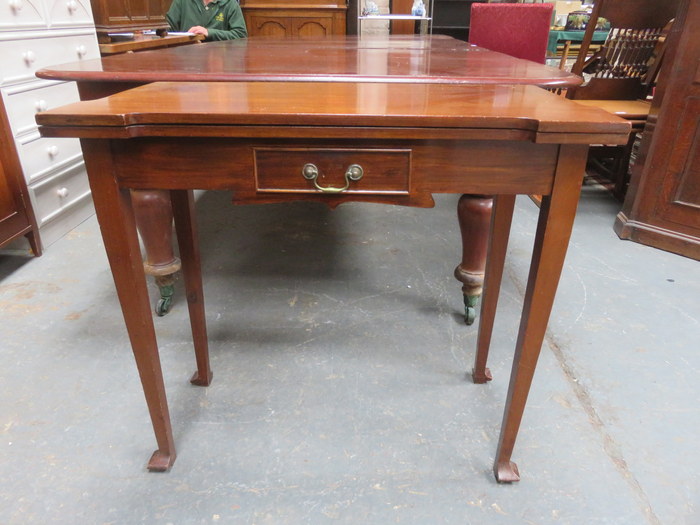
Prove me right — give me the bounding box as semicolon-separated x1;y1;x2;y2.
1;180;698;524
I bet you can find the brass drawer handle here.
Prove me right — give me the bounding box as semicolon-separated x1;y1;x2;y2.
302;163;364;193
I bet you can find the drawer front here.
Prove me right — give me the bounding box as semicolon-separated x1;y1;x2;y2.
254;148;411;195
2;80;79;137
30;160;90;224
0;31;99;85
16;133;83;182
0;0;48;31
47;0;95;28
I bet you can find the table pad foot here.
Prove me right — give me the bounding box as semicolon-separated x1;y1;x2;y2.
494;460;520;483
471;367;493;384
147;449;175;472
190;369;213;387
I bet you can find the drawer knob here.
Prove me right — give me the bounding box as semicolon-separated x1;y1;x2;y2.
23;50;36;65
57;187;69;198
35;99;48;112
67;0;78;12
302;163;364;193
76;45;87;57
10;0;23;11
47;145;59;157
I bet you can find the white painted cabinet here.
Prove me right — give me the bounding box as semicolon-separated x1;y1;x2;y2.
0;0;99;248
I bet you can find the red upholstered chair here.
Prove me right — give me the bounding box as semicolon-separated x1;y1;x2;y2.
468;3;554;63
454;2;553;328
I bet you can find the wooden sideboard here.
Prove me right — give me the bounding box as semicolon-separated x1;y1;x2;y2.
614;0;700;260
89;0;171;43
241;0;347;38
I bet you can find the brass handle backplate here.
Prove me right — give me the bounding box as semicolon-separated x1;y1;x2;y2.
302;163;364;193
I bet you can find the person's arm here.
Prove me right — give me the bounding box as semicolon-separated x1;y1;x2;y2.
206;2;247;40
165;0;183;32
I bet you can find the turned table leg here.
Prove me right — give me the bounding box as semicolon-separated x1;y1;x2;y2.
131;189;181;316
454;194;493;325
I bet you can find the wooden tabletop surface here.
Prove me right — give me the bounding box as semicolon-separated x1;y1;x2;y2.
37;36;582;88
37;82;629;143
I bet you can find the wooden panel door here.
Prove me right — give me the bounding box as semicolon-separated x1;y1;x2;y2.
292;17;332;38
615;0;700;259
247;15;292;37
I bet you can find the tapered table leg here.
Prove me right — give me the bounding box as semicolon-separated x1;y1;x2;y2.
454;194;493;325
472;194;516;384
493;145;588;483
171;190;212;387
81;139;176;471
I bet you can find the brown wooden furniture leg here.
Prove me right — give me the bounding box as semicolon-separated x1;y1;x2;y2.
493;144;588;483
171;189;212;387
24;231;42;256
454;194;493;325
81;140;176;472
131;189;181;316
472;194;516;384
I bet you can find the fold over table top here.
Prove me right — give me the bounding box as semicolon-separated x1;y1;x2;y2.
36;35;582;88
37;82;630;145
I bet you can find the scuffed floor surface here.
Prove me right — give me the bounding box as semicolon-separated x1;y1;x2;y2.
1;183;698;524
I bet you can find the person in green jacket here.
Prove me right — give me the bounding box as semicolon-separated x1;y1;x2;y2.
166;0;247;41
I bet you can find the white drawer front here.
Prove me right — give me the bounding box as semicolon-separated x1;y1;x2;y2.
2;80;79;137
16;132;83;182
47;0;94;28
0;31;99;85
30;160;90;225
0;0;48;31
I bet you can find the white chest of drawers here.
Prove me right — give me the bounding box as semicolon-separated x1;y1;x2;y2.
1;0;99;248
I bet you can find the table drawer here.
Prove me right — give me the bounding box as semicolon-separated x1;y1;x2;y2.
254;148;411;195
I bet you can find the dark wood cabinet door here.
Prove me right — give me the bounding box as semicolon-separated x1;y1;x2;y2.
292;17;332;38
0;98;41;254
241;0;346;38
615;0;700;259
248;15;292;37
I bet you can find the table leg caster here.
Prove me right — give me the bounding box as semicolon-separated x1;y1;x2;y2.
154;274;176;316
464;294;479;325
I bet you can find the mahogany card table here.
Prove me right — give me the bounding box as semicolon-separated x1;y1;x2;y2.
37;36;583;317
36;37;629;482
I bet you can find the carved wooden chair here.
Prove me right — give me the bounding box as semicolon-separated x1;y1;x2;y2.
454;2;553;326
564;0;680;199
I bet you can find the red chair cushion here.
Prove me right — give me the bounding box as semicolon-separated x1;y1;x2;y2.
469;3;554;64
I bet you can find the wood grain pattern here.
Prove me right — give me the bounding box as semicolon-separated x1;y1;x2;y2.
37;82;630;138
36;36;583;87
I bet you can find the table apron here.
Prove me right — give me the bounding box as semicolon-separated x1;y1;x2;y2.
105;137;560;198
